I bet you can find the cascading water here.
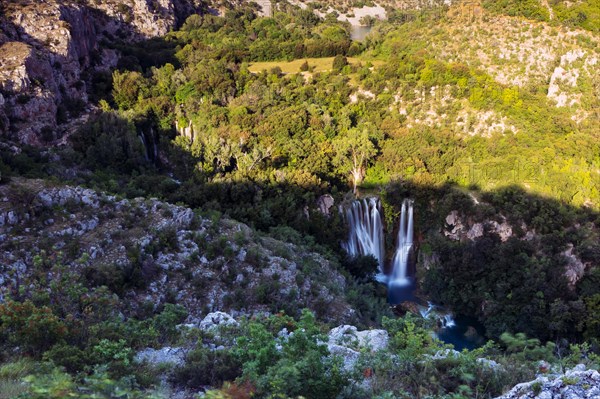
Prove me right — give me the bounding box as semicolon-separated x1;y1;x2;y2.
389;199;414;286
342;197;414;285
342;198;385;277
419;302;435;318
442;314;456;328
418;302;457;329
341;198;474;348
139;134;150;162
139;129;159;163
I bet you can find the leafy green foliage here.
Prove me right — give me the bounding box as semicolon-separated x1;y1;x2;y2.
233;310;348;398
70;112;148;173
19;365;162;399
482;0;550;21
1;5;598;398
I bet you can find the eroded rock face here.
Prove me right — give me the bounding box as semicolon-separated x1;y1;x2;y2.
316;194;335;217
562;244;587;288
444;210;513;242
0;0;202;143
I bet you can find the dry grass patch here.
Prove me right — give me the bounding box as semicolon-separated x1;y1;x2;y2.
247;57;385;74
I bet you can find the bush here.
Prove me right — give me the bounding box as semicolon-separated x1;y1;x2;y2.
172;347;241;388
332;54;349;71
0;300;67;354
233;310;348;398
153;304;188;344
342;254;379;279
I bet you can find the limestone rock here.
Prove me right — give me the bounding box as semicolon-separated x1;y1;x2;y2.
355;329;389;352
495;365;600;399
0;180;356;326
0;0;202;144
563;244;586;288
316;194;335;216
445;210;466;240
327;343;360;371
328;325;389;351
444;211;516;242
199;311;238;331
135;347;185;367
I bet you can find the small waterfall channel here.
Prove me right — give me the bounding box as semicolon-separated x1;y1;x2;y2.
138;128;158;163
419;302;457;329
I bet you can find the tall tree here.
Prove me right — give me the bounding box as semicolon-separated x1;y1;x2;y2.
333;126;377;194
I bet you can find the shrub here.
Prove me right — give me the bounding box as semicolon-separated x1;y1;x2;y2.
172;347;241;388
153;304;188;344
332;54;348;71
0;300;67;354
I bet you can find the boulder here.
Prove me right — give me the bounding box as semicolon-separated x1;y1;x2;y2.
135;347;185;367
328;325;389;351
355;329;389;352
327;343;360;371
199;311;238;331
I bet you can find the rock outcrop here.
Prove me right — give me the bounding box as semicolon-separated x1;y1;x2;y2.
444;210;513;242
495;365;600;399
0;0;202;144
198;311;239;331
135;347;186;367
327;324;389;371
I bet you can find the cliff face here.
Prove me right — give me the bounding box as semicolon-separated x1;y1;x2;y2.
0;0;202;145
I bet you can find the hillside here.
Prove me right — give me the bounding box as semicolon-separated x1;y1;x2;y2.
0;0;599;398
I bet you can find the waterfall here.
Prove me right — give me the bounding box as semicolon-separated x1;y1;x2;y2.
138;128;158;163
138;134;150;162
389;199;414;286
442;314;456;328
418;302;457;330
342;197;385;276
419;302;435;318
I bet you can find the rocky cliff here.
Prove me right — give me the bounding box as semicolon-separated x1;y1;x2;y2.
0;0;202;145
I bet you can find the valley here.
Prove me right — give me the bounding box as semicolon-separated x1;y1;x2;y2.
0;0;599;398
